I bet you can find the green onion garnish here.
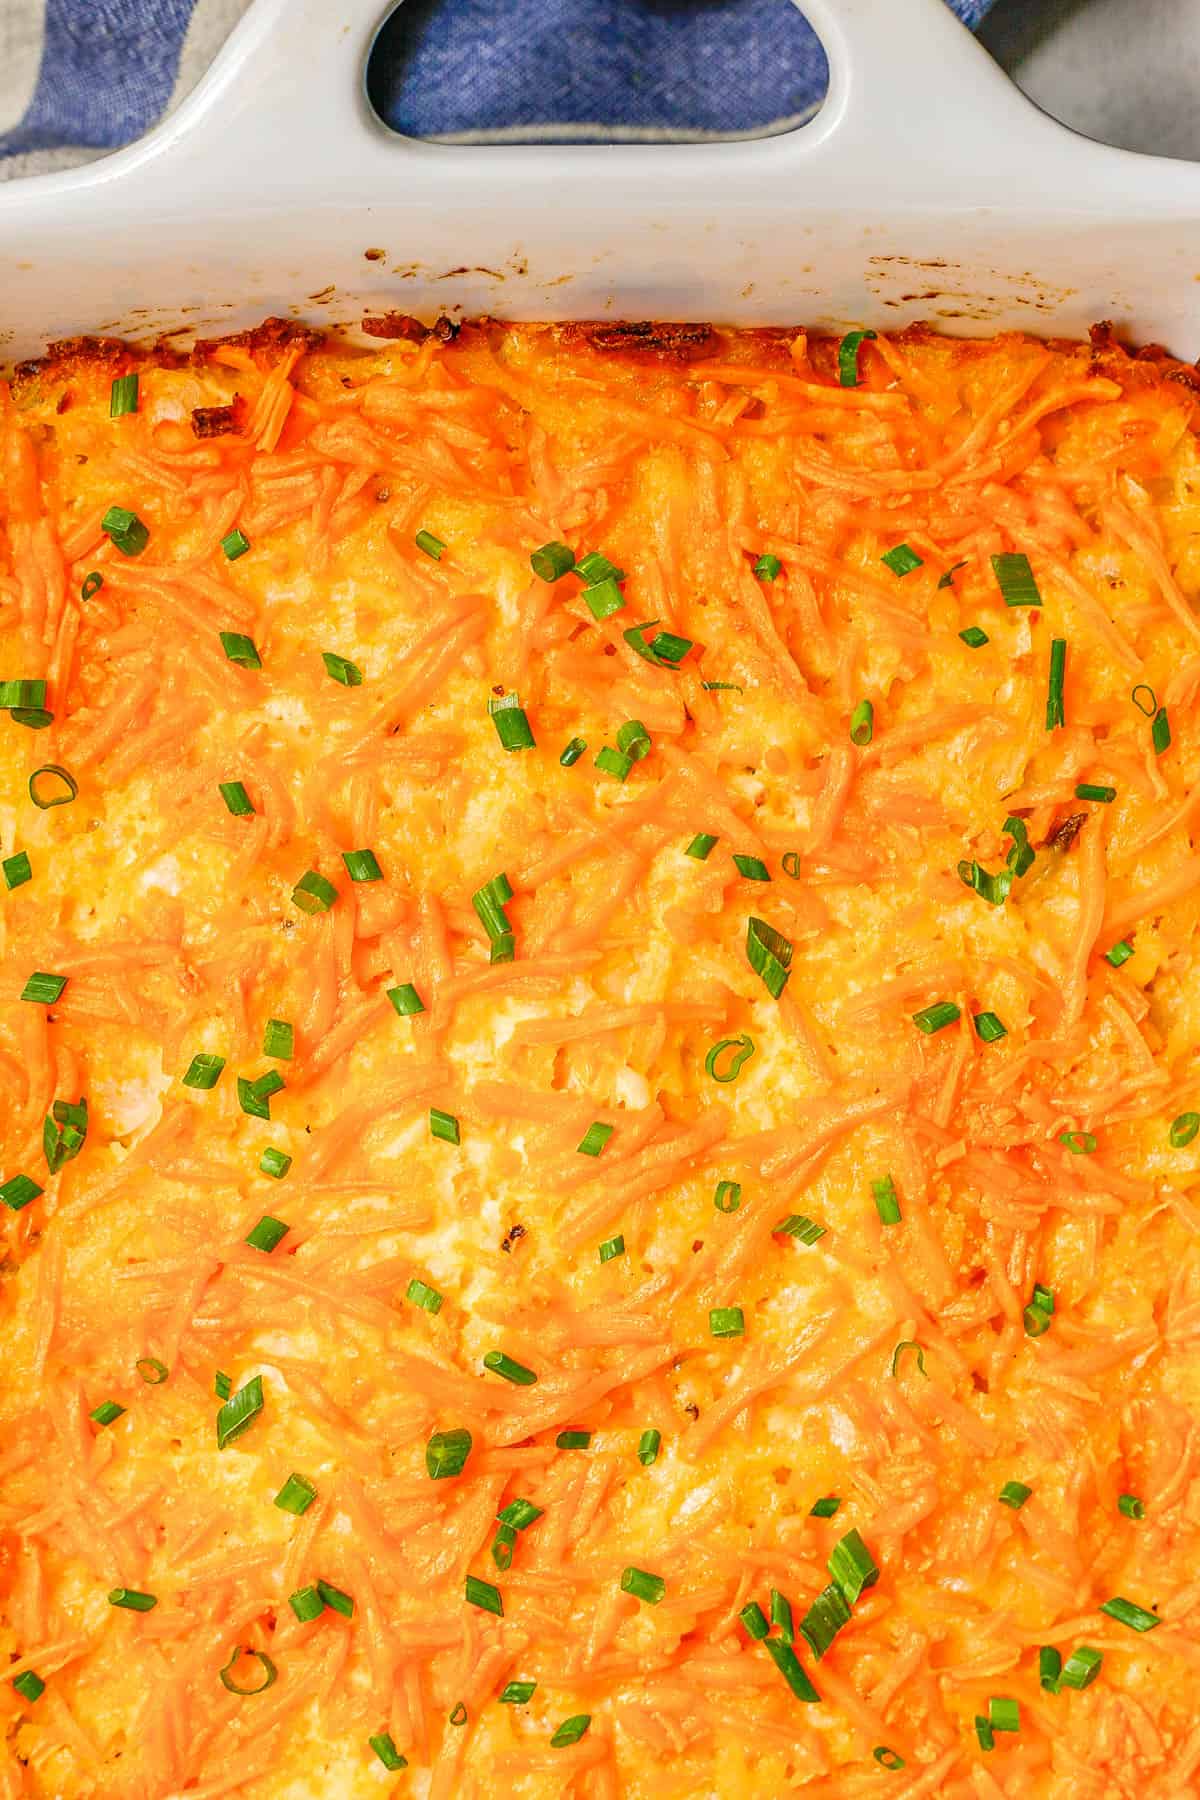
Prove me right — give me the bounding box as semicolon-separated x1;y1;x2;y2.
1075;783;1115;803
577;1121;613;1157
1060;1646;1102;1689
774;1214;827;1244
388;982;425;1017
221;527;250;561
709;1306;745;1339
215;1372;231;1400
108;1588;157;1612
430;1108;460;1145
1060;1130;1096;1154
828;1528;879;1605
322;651;363;687
581;577;625;621
890;1339;926;1378
770;1588;795;1644
110;373;139;417
550;1715;591;1748
873;1748;905;1771
798;1582;850;1660
1118;1493;1145;1519
1046;638;1067;730
182;1053;225;1090
999;1480;1031;1509
620;1567;666;1605
1153;707;1171;755
531;541;575;581
973;1010;1007;1043
491;1526;515;1572
617;719;653;762
10;707;53;731
218;1647;277;1695
291;869;338;914
0;1174;42;1211
713;1180;742;1214
342;848;382;882
21;971;67;1005
369;1731;408;1770
685;833;718;860
263;1018;293;1060
497;1498;543;1531
465;1575;503;1616
81;571;103;600
809;1496;841;1518
1032;1282;1054;1312
747;916;792;998
912;1000;960;1034
975;1717;995;1752
219;631;262;669
29;763;77;808
1023;1283;1055;1337
0;680;46;710
992;551;1041;606
872;1175;901;1226
407;1277;443;1314
489;692;536;751
837;328;876;387
89;1401;125;1427
289;1585;324;1622
764;1637;821;1702
499;1680;537;1705
472;870;513;939
317;1579;354;1618
216;1374;264;1449
245;1214;289;1254
754;553;782;581
940;561;968;589
3;851;32;890
415;529;445;560
849;699;874;746
595;745;633;781
219;780;254;817
101;505;149;557
1106;939;1134;967
274;1473;316;1515
560;735;587;766
739;1601;769;1640
598;1234;626;1263
1099;1595;1159;1632
449;1702;468;1726
483;1350;537;1386
1131;684;1158;718
732;853;770;881
44;1097;88;1175
1170;1112;1200;1147
637;1428;661;1465
574;551;623;584
136;1357;168;1384
556;1430;591;1449
426;1427;472;1480
958;625;988;646
881;543;922;577
1038;1646;1062;1691
989;1697;1020;1732
12;1670;44;1703
237;1074;280;1121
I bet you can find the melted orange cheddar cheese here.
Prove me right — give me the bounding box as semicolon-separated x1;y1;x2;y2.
2;318;1200;1799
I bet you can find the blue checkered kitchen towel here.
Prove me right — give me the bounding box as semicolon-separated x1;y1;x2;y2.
0;0;996;176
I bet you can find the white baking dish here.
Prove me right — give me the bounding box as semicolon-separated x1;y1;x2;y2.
1;0;1200;363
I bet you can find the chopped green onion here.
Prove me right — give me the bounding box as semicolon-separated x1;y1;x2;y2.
322;651;363;687
1118;1493;1145;1519
407;1277;443;1314
1046;638;1067;730
637;1428;661;1466
648;630;694;666
236;1076;276;1121
622;618;662;664
873;1747;905;1771
620;1566;666;1605
81;571;103;600
1032;1283;1054;1313
291;869;337;914
472;870;513;939
10;707;54;730
1060;1130;1096;1154
497;1498;543;1531
958;624;988;646
219;631;262;669
1153;707;1171;755
809;1496;841;1518
764;1637;821;1702
1106;939;1134;967
342;848;382;883
430;1108;460;1145
21;971;67;1005
531;541;575;581
747;916;792;998
369;1731;408;1770
89;1401;125;1427
989;1697;1020;1732
798;1582;851;1659
550;1714;591;1748
595;745;633;781
577;1121;613;1157
713;1180;742;1214
940;561;969;590
974;1010;1007;1043
1131;683;1158;717
872;1175;902;1226
1023;1303;1053;1338
488;929;515;965
754;552;782;581
912;1000;960;1034
774;1214;827;1244
215;1372;232;1400
245;1214;289;1254
136;1357;168;1384
29;763;77;808
560;735;587;765
881;543;922;577
289;1585;324;1622
44;1096;88;1174
837;328;876;387
701;680;743;692
1075;783;1116;803
221;527;250;561
317;1578;354;1618
685;832;718;860
262;1018;293;1060
556;1430;591;1449
449;1702;468;1726
182;1053;225;1090
781;852;802;880
1170;1112;1200;1148
709;1306;745;1339
770;1587;795;1644
598;1234;625;1263
828;1528;879;1605
489;693;535;751
3;851;32;890
490;1524;515;1572
219;779;254;817
992;551;1041;606
1060;1646;1103;1689
216;1374;264;1449
1038;1646;1063;1692
108;1588;157;1612
0;1173;42;1211
0;679;46;709
426;1427;472;1480
388;982;425;1017
101;505;149;557
274;1473;316;1515
11;1670;44;1703
849;699;874;746
483;1350;537;1386
415;529;445;560
732;853;770;881
889;1339;926;1378
218;1647;277;1695
580;576;625;620
499;1680;537;1705
739;1601;769;1641
465;1575;503;1616
975;1717;995;1751
575;551;624;585
110;373;139;417
1099;1595;1159;1632
999;1480;1031;1509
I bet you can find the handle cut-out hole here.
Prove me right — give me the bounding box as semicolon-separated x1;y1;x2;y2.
366;0;827;143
